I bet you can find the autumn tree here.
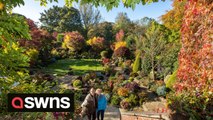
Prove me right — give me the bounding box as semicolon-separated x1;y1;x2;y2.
161;0;187;31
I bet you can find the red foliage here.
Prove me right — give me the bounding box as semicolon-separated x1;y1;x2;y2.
175;0;213;93
52;31;58;39
102;58;110;65
114;46;131;58
90;37;106;51
116;29;124;42
64;31;85;52
27;19;37;30
19;19;55;50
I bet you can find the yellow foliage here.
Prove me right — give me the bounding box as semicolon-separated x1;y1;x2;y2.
3;42;19;53
117;87;129;97
87;37;97;46
62;42;67;49
64;34;70;45
12;42;19;50
17;71;26;78
0;2;4;10
26;48;39;62
114;41;126;50
63;34;71;49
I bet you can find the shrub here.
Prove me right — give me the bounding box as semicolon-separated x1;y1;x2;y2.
115;29;124;42
167;91;213;120
73;79;82;88
26;48;39;66
87;37;106;51
19;19;55;64
100;51;108;58
148;82;159;92
114;41;126;50
120;98;131;110
63;31;85;52
104;65;115;76
138;91;148;105
166;70;177;90
80;51;98;59
32;72;54;85
128;77;134;82
127;94;138;107
117;87;129;97
114;46;131;59
129;72;139;77
133;52;141;73
102;58;110;65
117;74;125;83
156;85;167;96
124;82;140;92
83;73;91;82
74;90;83;101
56;33;64;42
51;49;60;59
111;30;126;51
111;95;121;106
107;80;114;89
124;60;132;67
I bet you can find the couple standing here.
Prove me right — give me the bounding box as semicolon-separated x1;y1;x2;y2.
81;88;107;120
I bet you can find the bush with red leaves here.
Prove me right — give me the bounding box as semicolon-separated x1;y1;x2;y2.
19;19;55;65
64;31;85;52
113;46;131;59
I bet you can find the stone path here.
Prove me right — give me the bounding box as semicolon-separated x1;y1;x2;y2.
104;106;120;120
120;97;171;120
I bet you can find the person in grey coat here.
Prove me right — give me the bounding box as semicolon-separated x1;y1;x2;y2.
81;88;97;120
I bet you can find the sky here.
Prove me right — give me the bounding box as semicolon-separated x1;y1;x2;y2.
12;0;173;23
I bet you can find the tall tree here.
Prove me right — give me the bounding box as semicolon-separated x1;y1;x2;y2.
161;0;186;31
125;17;154;51
79;4;102;38
138;21;171;80
114;12;132;34
88;22;114;42
40;6;83;33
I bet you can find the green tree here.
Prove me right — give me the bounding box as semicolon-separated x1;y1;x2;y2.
79;4;102;39
40;6;83;33
126;17;153;51
114;12;133;34
139;21;169;80
133;52;141;73
88;22;114;42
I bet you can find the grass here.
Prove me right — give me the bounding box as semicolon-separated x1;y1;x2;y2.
42;59;104;76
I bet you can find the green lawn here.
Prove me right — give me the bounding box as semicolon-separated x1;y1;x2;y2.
43;59;104;76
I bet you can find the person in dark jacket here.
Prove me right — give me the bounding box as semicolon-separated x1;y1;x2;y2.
96;89;107;120
81;88;97;120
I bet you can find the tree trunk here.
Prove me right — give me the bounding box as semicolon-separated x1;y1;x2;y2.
151;54;155;81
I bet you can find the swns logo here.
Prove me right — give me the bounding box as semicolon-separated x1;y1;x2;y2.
8;93;74;112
